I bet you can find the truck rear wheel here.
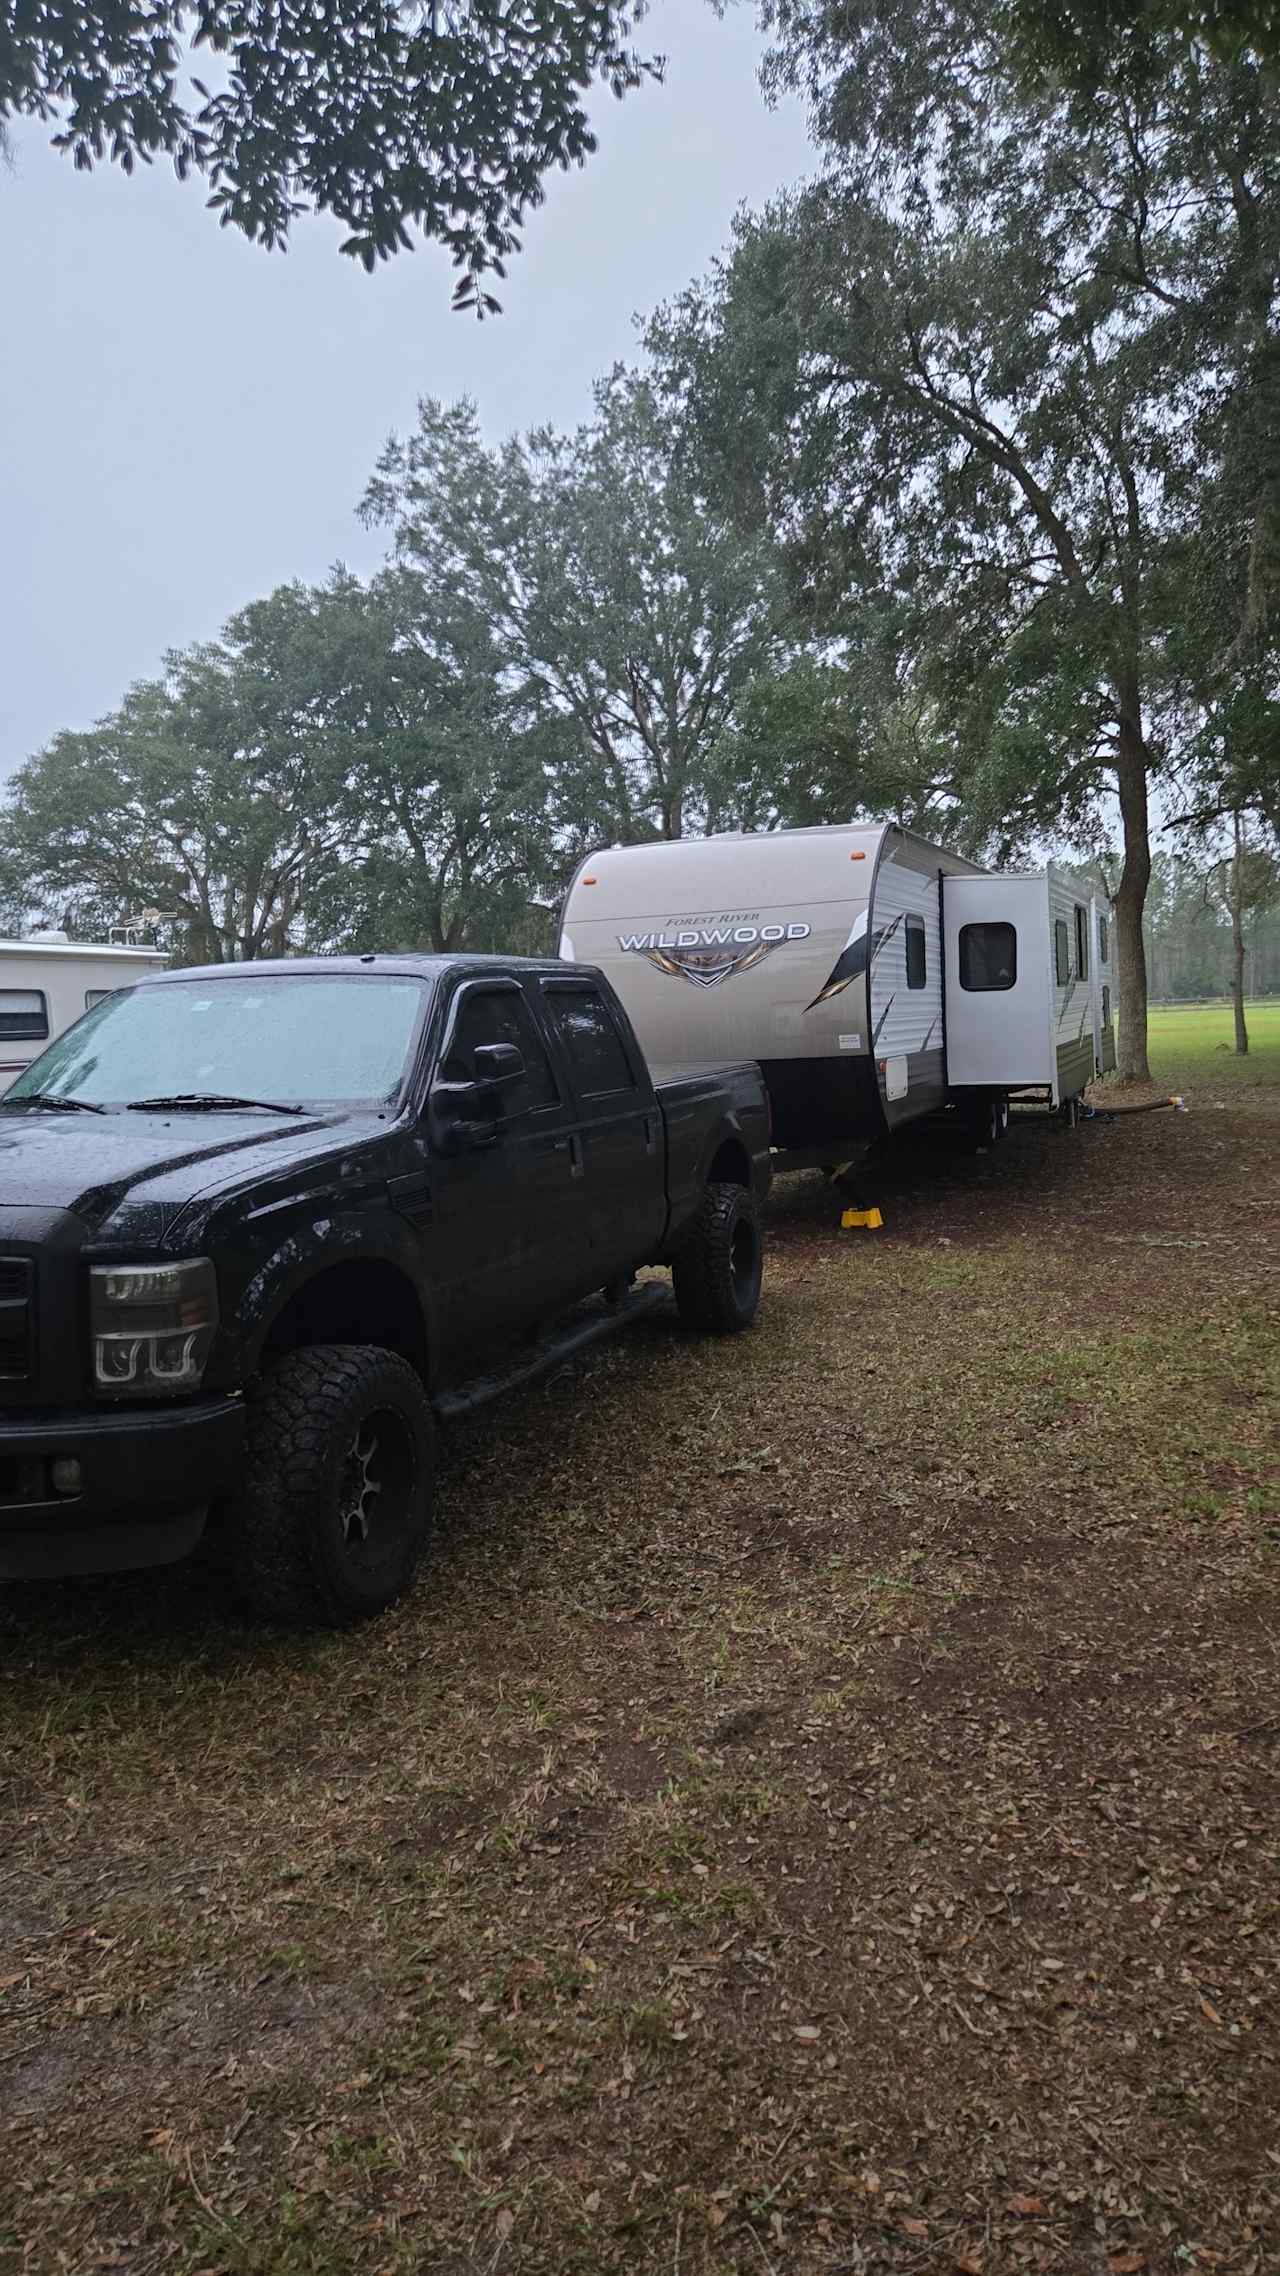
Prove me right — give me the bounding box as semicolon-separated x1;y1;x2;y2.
672;1182;763;1335
227;1343;434;1626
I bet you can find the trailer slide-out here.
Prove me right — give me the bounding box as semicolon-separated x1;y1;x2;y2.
560;824;1116;1161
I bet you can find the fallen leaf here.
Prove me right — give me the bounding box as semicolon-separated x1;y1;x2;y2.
954;2258;983;2275
584;2191;601;2215
863;2171;881;2195
1199;1996;1223;2026
1108;2254;1146;2274
495;2208;514;2242
901;2216;929;2238
1008;2194;1046;2217
793;2024;821;2041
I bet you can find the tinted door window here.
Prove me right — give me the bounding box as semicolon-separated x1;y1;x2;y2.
545;988;635;1097
444;988;559;1112
959;923;1017;992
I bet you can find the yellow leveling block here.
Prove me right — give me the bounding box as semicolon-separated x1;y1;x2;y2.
840;1206;883;1230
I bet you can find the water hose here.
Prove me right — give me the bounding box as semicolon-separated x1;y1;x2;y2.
1089;1094;1187;1117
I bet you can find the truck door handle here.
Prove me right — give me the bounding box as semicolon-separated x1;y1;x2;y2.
643;1114;657;1154
554;1133;585;1177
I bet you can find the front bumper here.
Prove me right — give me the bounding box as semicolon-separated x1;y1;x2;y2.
0;1395;246;1580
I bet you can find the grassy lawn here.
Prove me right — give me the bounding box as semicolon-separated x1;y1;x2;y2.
1;1035;1277;2276
1147;998;1280;1091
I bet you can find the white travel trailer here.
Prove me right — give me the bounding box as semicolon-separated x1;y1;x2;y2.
0;937;170;1095
560;825;1115;1160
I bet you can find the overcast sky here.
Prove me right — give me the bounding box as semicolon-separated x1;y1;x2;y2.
0;2;812;781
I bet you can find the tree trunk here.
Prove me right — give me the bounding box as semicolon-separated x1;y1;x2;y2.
1230;809;1249;1055
1113;704;1153;1082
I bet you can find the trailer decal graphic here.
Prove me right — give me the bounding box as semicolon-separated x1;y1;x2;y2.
805;911;901;1012
617;921;811;988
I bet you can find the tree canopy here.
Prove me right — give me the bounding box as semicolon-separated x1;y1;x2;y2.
364;374;793;841
1000;0;1280;81
0;0;656;301
649;0;1280;1075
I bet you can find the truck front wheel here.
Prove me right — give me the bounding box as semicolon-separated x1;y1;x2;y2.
672;1182;763;1335
226;1344;434;1626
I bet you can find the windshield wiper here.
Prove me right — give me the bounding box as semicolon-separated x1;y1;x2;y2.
125;1092;307;1117
0;1090;108;1115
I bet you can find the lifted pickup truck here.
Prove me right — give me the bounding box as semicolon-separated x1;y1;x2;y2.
0;955;769;1622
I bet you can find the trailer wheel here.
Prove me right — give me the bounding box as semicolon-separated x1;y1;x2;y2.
226;1343;434;1626
672;1182;763;1334
961;1091;1009;1152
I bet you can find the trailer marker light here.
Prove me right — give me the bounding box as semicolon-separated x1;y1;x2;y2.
582;876;598;885
850;851;866;860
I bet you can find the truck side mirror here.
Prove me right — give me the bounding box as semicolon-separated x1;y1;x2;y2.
471;1043;525;1094
428;1042;526;1154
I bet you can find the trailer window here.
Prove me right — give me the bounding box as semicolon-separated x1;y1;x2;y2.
545;986;634;1096
1054;919;1070;986
1102;985;1111;1026
1074;904;1089;980
905;914;927;989
1098;914;1109;964
85;989;114;1012
958;923;1017;992
0;990;48;1042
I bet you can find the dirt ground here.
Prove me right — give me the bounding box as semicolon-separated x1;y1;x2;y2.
1;1071;1277;2276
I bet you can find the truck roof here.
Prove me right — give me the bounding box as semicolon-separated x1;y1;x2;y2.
138;953;589;986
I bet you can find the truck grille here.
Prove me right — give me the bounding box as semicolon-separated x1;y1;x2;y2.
0;1259;33;1381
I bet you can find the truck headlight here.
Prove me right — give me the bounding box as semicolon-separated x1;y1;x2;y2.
90;1260;219;1397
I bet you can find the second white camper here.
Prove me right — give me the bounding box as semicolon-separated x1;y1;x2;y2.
560;824;1115;1159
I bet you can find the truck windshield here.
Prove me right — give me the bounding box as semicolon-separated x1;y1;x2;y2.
5;974;430;1111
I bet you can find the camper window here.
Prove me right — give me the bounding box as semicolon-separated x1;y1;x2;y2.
85;989;114;1012
958;923;1017;992
1098;913;1109;964
905;915;927;989
1102;985;1111;1026
1054;919;1070;986
545;986;634;1096
1074;904;1089;979
0;990;49;1042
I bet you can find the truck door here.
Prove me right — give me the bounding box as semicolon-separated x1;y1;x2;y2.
941;875;1053;1091
426;978;591;1359
538;976;668;1281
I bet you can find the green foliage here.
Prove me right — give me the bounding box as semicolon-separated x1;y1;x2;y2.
363;374;790;842
1;571;556;960
1002;0;1280;82
0;0;656;299
1143;844;1280;999
655;0;1280;1074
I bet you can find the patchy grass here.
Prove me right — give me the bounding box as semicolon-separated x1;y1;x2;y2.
2;1055;1278;2276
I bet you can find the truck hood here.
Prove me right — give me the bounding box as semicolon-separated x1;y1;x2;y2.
0;1108;364;1235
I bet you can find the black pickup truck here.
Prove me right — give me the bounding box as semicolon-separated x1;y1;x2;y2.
0;954;769;1623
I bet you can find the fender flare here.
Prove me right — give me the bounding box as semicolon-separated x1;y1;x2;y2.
235;1208;438;1383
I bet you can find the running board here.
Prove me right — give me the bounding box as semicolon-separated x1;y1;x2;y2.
432;1279;672;1421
